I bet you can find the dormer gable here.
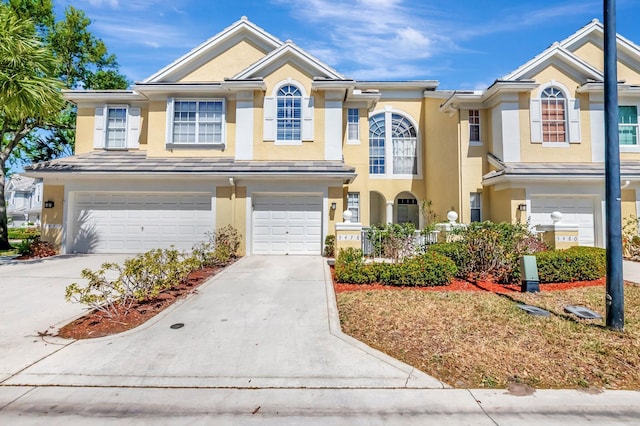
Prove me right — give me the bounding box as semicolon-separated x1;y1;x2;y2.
559;19;640;81
232;41;346;81
503;43;603;84
143;17;283;83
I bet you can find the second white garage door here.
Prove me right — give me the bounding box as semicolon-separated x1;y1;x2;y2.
71;192;214;253
529;196;596;246
252;195;322;255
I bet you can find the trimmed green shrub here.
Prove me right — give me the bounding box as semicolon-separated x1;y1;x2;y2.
66;248;200;318
445;221;547;282
335;249;457;287
376;252;457;287
335;248;376;284
191;226;242;267
536;246;606;283
323;234;335;257
9;227;40;240
427;241;467;272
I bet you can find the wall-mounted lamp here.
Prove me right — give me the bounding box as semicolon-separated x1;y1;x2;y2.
331;202;337;210
44;200;55;209
517;203;527;212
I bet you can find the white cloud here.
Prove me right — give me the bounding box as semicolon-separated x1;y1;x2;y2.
271;0;455;79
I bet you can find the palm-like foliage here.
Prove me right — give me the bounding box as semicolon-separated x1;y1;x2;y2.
0;4;63;124
0;4;64;250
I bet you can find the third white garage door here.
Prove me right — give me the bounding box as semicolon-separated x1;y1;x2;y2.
252;195;322;255
530;196;596;246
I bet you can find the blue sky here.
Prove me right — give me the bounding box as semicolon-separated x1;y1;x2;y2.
53;0;640;90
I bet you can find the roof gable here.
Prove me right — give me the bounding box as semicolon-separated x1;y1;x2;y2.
560;19;640;79
505;19;640;84
233;41;345;80
143;17;282;83
503;43;603;83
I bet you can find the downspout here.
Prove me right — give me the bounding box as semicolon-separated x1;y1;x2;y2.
457;108;464;221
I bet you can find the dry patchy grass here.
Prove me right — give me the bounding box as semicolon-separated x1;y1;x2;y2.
337;283;640;389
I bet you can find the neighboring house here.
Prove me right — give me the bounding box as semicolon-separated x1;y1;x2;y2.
26;17;640;254
4;174;43;228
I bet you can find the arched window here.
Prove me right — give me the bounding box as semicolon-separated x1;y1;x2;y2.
369;111;418;175
369;114;386;174
277;85;302;141
541;87;566;143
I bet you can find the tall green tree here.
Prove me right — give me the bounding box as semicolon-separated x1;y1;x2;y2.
5;1;129;165
1;1;129;249
0;4;64;249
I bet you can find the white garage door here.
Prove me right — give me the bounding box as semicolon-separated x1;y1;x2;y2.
252;195;322;255
71;192;213;253
530;197;595;246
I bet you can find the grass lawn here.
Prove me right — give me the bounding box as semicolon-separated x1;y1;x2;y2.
337;283;640;389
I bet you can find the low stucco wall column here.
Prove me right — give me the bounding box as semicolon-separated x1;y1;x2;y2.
335;210;363;254
536;211;580;249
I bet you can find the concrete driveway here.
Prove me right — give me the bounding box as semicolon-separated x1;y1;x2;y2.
2;255;442;389
0;254;131;382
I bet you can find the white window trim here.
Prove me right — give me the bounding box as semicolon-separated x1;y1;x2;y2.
347;108;360;145
264;79;314;145
94;104;141;150
470;192;482;222
368;108;422;180
166;98;226;148
619;103;640;152
468;109;482;146
530;81;580;145
105;105;128;150
347;192;360;223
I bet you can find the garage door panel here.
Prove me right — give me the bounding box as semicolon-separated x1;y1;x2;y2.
252;195;322;255
71;192;213;254
530;197;595;247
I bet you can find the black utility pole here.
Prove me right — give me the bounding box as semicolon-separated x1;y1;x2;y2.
604;0;624;331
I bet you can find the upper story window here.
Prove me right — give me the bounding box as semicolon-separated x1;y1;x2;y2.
469;110;481;143
276;85;302;142
347;108;359;143
172;100;224;144
94;105;141;150
530;83;580;145
541;87;566;143
619;106;638;146
369;111;419;177
263;81;314;145
106;107;127;149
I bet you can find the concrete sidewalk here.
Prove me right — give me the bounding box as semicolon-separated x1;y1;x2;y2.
623;259;640;283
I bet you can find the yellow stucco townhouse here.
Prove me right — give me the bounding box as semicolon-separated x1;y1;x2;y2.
26;17;640;255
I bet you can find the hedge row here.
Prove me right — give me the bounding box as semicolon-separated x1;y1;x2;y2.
335;248;457;287
336;245;606;286
536;246;606;283
8;228;40;240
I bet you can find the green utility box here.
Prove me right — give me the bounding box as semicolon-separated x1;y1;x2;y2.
520;255;540;292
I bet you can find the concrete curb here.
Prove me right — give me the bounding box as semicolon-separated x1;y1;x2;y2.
322;259;449;389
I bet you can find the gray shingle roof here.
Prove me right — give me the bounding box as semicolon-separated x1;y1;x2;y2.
483;161;640;182
26;151;357;181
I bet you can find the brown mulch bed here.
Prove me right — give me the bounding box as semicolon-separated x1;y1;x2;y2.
58;267;218;339
331;266;607;294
